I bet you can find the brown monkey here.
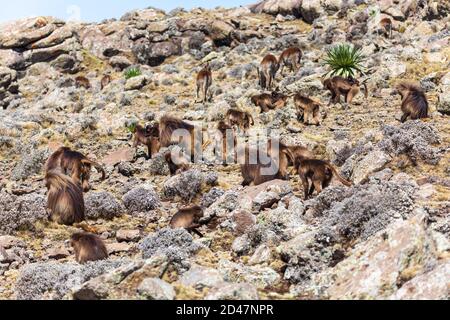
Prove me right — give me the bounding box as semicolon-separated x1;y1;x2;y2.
251;92;288;112
293;94;322;125
268;139;313;169
226;109;254;133
170;205;205;237
279;47;302;76
45;170;85;225
164;149;190;175
159;115;202;162
214;120;237;165
393;82;429;122
70;232;108;264
323;76;368;105
259;54;279;90
379;17;393;39
100;75;111;90
271;91;289;109
75;76;91;90
239;146;292;186
293;158;352;200
46;147;106;192
196;62;212;103
132;124;161;159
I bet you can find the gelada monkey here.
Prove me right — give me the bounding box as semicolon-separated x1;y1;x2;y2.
100;74;112;90
46;147;106;192
226;109;254;133
323;76;368;105
196;62;213;103
75;76;91;90
279;47;302;76
164;147;191;176
258;54;279;90
379;17;393;39
70;232;108;264
214;120;237;165
251;91;288;112
393;82;429;122
170;205;205;237
132;124;161;159
293;158;352;200
268;138;313;169
293;94;322;125
45;169;85;225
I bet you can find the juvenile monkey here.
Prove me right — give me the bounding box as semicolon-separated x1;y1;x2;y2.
196;62;213;103
226;109;254;133
46;147;106;192
45;170;85;225
132;124;161;159
293;94;322;125
75;76;91;90
70;232;108;264
279;47;302;76
100;75;111;90
240;146;293;186
393;82;429;122
293;158;352;200
214;120;237;165
170;205;205;237
323;76;368;105
251;92;288;112
271;91;289;109
259;54;279;90
379;17;393;39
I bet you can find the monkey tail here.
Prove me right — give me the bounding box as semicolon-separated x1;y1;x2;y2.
326;163;352;187
82;160;106;180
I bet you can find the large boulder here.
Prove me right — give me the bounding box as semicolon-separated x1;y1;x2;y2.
249;0;303;17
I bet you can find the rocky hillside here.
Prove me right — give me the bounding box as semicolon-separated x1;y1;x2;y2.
0;0;449;300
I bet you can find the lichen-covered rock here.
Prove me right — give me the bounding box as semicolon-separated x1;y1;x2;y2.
15;260;130;300
11;142;49;181
179;265;224;290
201;187;225;208
138;228;203;269
218;259;280;289
163;169;204;201
0;192;47;235
137;278;175;300
205;283;259;300
122;185;161;214
378;121;442;165
85;192;124;220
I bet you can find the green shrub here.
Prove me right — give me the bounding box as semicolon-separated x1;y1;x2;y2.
323;44;365;78
124;67;142;79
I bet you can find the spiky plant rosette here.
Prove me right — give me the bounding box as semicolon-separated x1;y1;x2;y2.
323;44;366;78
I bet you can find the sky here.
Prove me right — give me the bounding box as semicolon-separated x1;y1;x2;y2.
0;0;252;23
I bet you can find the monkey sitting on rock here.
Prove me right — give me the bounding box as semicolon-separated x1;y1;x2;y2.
70;232;108;264
393;82;429;122
293;94;322;126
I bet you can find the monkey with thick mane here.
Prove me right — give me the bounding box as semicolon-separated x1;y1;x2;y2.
170;205;205;237
71;232;108;264
293;94;322;125
279;47;302;76
45;170;85;225
196;62;213;103
323;76;368;105
394;82;429;122
132;124;161;159
46;147;106;192
226;109;254;133
293;158;352;199
259;54;279;90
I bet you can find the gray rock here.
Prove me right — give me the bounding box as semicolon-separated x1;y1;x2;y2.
219;259;280;289
201;187;225;208
122;186;161;214
116;230;141;243
351;149;391;184
163;169;204;201
125;75;149;91
85;192;124;220
109;56;132;71
205;283;259;300
180;265;224;290
137;278;175;300
11;142;49;181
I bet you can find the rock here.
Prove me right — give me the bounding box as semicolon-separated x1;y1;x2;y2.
137;278;175;300
208;20;234;46
133;39;181;66
0;236;26;249
232;235;252;255
0;192;47;235
109;56;132;71
219;259;280;289
437;91;450;115
106;242;132;254
125;75;149;91
203;190;240;221
163;169;204;201
250;0;303;17
301;0;324;23
117;161;135;177
46;247;71;260
205;283;259;300
116;230;141;242
248;245;272;265
50;54;78;73
138;228;203;269
351;149;391;184
180;265;224;290
201;187;225;208
232;210;257;235
238;180;292;212
15;260;129;300
11;142;49;181
122;186;161;214
102;147;135;166
322;213;441;299
0;67;17;88
85;192;124;220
